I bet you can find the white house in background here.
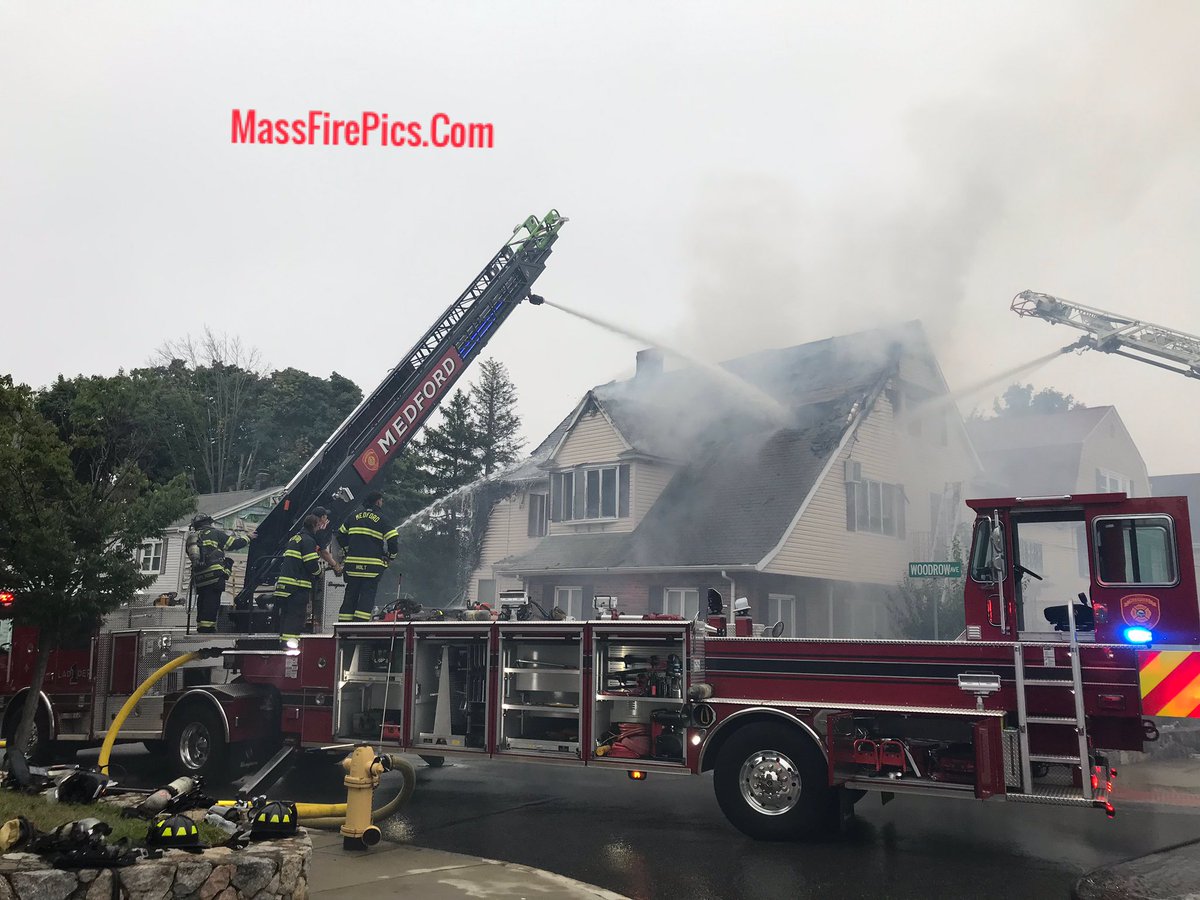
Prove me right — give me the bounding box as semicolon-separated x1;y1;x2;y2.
136;485;285;603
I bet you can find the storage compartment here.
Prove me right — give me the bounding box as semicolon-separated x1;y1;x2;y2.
413;635;488;751
334;635;405;744
498;634;582;756
592;631;688;765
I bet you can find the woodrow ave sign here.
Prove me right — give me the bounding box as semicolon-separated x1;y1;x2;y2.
908;562;963;578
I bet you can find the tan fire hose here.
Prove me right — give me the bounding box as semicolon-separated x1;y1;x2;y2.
97;648;416;827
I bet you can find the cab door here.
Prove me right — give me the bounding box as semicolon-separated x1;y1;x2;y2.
1085;495;1199;646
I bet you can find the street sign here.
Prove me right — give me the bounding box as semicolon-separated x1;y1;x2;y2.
908;562;962;578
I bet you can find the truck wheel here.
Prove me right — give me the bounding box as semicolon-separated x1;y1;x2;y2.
166;705;229;779
3;703;52;764
713;721;834;841
419;755;445;768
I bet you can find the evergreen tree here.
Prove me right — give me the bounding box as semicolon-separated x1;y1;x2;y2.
470;358;523;476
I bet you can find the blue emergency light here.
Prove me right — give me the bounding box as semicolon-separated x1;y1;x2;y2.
1123;626;1153;644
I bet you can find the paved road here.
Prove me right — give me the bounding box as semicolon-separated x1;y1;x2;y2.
81;746;1200;899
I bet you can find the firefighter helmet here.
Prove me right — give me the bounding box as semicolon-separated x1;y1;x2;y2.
250;800;299;839
146;813;204;850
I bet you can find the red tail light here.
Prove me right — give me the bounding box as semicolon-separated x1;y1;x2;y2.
0;591;13;607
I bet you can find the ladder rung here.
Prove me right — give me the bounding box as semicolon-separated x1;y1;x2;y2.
1029;754;1082;764
1026;716;1078;725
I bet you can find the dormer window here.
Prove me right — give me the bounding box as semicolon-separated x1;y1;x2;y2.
550;464;630;522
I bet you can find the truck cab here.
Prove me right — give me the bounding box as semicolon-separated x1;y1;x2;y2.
964;493;1200;647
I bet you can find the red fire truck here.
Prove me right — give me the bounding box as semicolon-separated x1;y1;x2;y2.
2;216;1197;840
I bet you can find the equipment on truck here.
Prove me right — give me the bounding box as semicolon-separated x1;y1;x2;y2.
1012;290;1200;380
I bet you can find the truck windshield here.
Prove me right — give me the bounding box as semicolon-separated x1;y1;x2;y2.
969;519;999;582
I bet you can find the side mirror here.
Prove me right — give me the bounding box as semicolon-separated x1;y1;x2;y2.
990;525;1006;572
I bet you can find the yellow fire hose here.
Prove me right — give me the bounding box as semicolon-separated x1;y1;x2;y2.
98;650;202;775
96;648;417;827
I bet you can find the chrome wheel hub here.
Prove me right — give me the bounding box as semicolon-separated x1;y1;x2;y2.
179;722;211;770
739;749;802;815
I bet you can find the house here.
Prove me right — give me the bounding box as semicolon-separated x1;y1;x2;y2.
135;485;285;603
470;323;980;638
965;406;1150;635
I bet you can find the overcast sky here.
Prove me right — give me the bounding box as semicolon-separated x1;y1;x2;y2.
3;1;1199;476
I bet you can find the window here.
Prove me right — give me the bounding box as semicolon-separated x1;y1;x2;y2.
656;588;700;619
846;479;906;537
550;465;631;522
554;586;584;619
552;472;574;521
1094;516;1178;586
137;539;164;574
765;594;797;637
527;494;548;537
969;519;1000;583
1096;468;1132;495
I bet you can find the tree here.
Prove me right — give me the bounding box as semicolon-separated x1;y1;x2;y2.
984;383;1086;419
155;329;264;493
888;537;966;639
470;358;523;476
251;368;363;485
0;376;193;758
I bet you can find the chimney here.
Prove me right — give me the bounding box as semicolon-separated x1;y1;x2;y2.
635;348;664;379
254;471;270;490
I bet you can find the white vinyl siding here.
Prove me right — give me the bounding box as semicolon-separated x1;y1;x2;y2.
766;396;910;584
553;407;628;468
468;490;547;594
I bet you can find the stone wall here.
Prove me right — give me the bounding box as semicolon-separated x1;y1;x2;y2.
0;832;310;900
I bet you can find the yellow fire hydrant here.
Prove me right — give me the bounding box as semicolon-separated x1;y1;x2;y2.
341;744;391;850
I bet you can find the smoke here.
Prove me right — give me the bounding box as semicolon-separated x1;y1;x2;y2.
674;3;1200;384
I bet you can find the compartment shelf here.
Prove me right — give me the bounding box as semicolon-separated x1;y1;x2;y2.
503;667;581;675
595;694;685;704
502;703;579;718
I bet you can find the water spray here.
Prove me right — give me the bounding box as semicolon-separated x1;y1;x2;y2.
540;299;790;423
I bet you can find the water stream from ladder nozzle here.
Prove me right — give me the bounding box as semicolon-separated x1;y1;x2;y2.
904;342;1081;421
539;299;791;423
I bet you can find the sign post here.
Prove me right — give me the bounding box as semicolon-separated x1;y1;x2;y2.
907;562;962;639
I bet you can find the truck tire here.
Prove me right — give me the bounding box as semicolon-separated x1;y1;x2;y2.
166;704;229;779
713;721;835;841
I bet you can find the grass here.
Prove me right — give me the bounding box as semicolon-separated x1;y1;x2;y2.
0;789;231;848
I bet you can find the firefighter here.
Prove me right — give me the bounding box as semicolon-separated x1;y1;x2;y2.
187;514;250;634
272;513;322;640
337;491;399;622
311;506;343;576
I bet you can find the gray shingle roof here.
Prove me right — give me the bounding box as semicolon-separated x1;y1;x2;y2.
169;486;285;529
500;324;922;573
965;407;1112;496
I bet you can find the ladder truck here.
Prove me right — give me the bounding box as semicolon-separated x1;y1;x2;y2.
3;262;1196;842
1011;290;1200;380
0;210;566;771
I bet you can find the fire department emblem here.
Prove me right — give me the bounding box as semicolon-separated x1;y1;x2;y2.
361;449;380;473
1120;594;1161;628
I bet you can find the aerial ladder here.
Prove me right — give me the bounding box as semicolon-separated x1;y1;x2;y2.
1011;290;1200;380
235;210;566;614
